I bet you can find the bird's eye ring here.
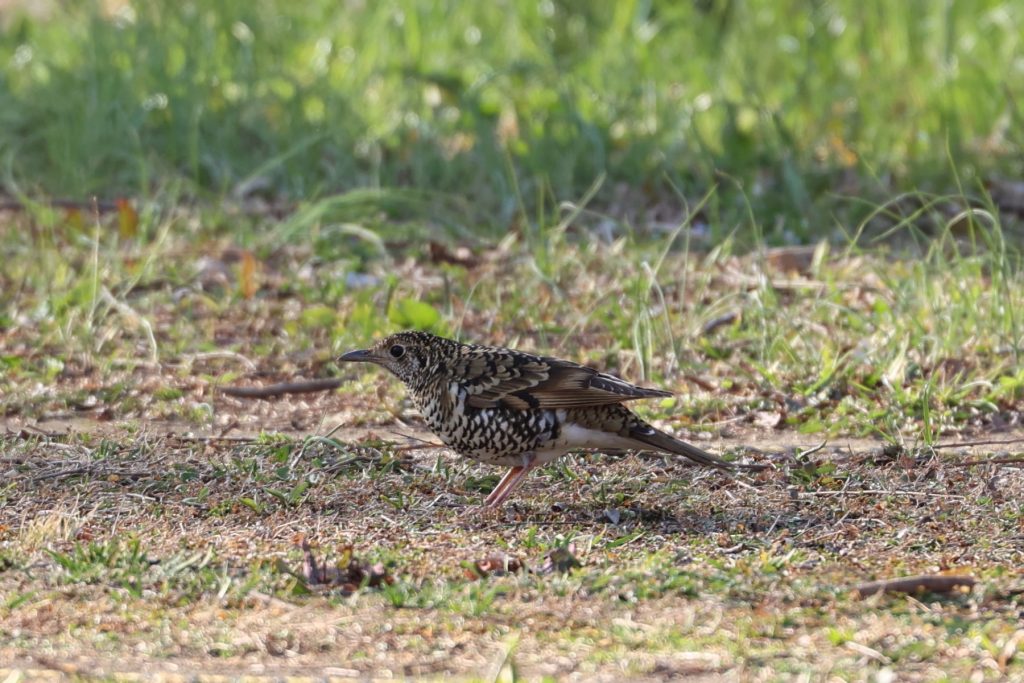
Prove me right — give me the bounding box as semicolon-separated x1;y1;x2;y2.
388;344;405;359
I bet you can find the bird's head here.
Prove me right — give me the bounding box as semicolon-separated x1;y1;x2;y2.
338;330;452;386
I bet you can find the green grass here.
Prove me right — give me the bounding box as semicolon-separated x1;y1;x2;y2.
1;0;1022;242
4;200;1022;448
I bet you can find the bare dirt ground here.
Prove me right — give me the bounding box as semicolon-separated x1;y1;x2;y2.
3;385;1024;681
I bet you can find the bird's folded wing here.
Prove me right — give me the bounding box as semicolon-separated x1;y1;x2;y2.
450;349;671;410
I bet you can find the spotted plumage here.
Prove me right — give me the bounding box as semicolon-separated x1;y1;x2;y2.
339;331;752;507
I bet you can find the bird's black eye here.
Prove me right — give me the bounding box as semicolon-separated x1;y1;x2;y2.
389;344;405;359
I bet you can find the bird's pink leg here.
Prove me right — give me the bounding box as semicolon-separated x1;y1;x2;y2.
484;455;539;508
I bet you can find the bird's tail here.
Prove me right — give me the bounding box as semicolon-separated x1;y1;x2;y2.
627;421;765;471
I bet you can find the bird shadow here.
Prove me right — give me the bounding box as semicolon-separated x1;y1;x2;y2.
461;500;820;540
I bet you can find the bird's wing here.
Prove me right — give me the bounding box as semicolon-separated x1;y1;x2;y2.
449;348;672;410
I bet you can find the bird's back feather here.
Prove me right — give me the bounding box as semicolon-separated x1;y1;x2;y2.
449;347;671;410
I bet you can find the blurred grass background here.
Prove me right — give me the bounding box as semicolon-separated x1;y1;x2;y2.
1;0;1021;244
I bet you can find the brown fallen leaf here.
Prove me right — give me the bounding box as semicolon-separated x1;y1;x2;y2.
763;244;822;275
465;553;524;580
682;374;718;392
239;249;259;299
428;241;479;268
116;198;138;239
853;574;976;598
752;410;786;430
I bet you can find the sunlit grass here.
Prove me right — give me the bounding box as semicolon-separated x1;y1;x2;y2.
2;184;1022;450
1;0;1021;241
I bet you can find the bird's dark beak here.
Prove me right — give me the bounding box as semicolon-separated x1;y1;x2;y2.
338;348;377;364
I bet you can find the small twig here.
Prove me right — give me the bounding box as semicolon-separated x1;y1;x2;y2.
319;421;347;440
384;430;445;451
682;374;717;392
845;641;892;664
728;476;759;491
798;489;965;500
944;455;1024;468
10;424;65;439
498;519;589;527
853;574;976;598
633;448;768;471
31;465;154;483
700;311;740;336
220;378;342;398
801;529;845;545
932;438;1024;450
386;429;438;445
107;358;161;370
3;428;72;444
169;434;260;443
393;442;446;452
797;439;829;458
700;415;749;427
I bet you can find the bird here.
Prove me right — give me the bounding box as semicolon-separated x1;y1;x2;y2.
338;331;755;508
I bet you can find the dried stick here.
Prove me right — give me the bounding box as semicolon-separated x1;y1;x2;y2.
853;574;976;598
220;378;342;398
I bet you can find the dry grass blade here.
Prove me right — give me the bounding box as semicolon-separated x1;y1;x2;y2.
932;438;1024;449
944;455;1024;468
221;378;343;398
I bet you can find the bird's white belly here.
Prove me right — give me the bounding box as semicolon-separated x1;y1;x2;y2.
534;412;636;461
550;422;634;450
